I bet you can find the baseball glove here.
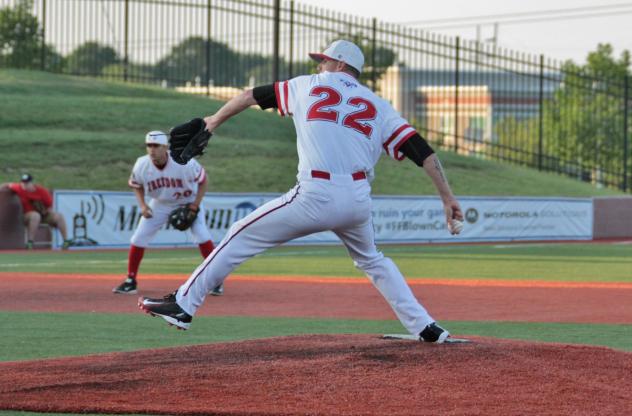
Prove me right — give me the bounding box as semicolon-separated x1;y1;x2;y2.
168;205;199;231
169;118;212;165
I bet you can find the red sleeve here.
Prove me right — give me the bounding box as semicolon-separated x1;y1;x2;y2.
128;178;142;189
197;168;207;184
383;124;417;161
274;80;290;116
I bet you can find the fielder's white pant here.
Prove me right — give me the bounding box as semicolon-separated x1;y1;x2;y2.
176;173;435;335
130;200;212;247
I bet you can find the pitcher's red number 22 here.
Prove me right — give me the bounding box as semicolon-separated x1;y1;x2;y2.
306;86;376;138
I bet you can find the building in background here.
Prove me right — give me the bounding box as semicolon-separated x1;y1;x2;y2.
381;64;560;155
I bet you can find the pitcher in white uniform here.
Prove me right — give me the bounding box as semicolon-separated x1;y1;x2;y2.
113;131;223;296
139;40;464;343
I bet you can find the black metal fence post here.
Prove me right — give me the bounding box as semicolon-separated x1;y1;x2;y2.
371;18;377;92
288;0;294;79
206;0;211;97
272;0;280;82
123;0;129;82
624;75;629;192
538;54;544;171
40;0;46;70
454;36;460;153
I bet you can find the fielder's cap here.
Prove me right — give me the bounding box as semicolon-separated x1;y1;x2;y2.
309;40;364;74
20;173;33;183
145;130;168;146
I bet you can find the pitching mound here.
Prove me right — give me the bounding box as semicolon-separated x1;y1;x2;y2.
1;334;631;415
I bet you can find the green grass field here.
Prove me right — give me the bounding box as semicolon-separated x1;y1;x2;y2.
0;69;623;197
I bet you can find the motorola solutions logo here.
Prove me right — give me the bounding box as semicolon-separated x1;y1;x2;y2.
465;208;479;224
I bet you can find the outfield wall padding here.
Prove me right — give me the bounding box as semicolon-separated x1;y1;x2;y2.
593;197;632;239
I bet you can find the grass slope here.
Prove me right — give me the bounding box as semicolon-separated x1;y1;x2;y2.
0;69;623;196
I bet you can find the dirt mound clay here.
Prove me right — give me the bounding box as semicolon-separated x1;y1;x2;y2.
1;334;630;416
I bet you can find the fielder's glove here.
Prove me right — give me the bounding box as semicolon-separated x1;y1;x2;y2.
169;118;212;165
168;205;199;231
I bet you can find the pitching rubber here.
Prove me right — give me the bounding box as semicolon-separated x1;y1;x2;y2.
382;334;472;343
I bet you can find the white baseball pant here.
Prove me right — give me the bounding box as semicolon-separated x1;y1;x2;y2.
176;172;436;336
130;200;212;247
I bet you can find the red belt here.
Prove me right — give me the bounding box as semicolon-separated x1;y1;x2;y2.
311;170;366;181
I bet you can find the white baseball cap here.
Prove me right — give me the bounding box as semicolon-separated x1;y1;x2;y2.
309;40;364;74
145;130;168;146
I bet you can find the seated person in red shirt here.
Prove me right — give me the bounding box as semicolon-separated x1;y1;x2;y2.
0;173;71;249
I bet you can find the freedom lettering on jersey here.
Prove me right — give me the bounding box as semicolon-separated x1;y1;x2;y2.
129;155;205;204
146;177;185;192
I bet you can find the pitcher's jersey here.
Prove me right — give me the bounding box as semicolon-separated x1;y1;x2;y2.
274;71;417;174
128;155;206;205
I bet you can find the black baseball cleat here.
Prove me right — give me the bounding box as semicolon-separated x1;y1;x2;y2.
138;292;192;330
112;277;137;294
209;283;224;296
419;322;450;343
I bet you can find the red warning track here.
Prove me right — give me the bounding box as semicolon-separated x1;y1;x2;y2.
1;272;631;324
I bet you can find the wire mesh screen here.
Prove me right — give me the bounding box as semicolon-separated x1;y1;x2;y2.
1;0;630;192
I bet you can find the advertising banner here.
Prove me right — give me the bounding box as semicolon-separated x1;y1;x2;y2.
53;191;593;249
370;196;593;243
